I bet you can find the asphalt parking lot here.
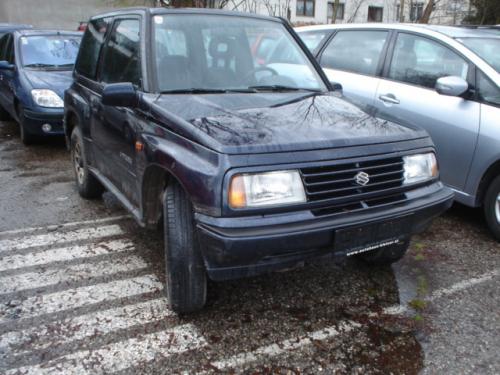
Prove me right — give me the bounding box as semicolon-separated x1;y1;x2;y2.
0;119;499;374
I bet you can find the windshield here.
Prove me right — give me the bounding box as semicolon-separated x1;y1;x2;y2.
153;14;326;93
457;37;500;72
20;35;81;69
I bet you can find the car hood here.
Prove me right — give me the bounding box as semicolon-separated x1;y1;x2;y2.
148;92;428;154
23;69;73;98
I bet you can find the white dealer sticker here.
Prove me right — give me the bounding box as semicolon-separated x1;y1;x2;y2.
346;239;400;256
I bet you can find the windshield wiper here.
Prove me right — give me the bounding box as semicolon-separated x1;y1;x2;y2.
24;63;58;68
247;85;321;92
160;88;228;94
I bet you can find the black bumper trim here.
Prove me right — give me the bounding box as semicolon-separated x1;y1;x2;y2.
197;185;454;281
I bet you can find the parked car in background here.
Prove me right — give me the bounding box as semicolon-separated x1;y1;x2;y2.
297;24;500;240
0;29;82;144
65;8;453;313
0;23;32;39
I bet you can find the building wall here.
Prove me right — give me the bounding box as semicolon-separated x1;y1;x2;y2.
0;0;472;30
0;0;155;30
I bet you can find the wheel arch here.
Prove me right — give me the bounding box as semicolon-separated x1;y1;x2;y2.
141;163;191;229
476;159;500;206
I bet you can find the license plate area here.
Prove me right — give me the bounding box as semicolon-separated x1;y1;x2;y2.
334;215;413;256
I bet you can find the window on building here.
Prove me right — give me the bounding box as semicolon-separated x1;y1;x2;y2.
367;6;384;22
327;2;345;22
410;2;424;22
396;4;401;21
296;0;315;17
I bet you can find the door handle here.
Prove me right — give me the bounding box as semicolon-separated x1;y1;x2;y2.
379;94;400;105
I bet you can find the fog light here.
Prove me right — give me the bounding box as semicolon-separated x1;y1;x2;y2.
42;124;52;133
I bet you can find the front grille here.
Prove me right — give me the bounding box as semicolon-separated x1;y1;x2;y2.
300;156;406;215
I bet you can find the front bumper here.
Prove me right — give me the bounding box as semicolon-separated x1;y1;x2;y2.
23;108;64;136
196;182;454;281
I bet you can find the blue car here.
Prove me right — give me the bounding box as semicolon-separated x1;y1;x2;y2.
0;29;81;144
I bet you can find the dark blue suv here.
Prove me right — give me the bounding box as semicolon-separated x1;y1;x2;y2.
0;29;81;144
65;8;454;313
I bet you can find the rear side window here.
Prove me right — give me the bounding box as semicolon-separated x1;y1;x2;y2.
320;30;388;76
75;17;112;79
100;19;141;86
388;33;469;89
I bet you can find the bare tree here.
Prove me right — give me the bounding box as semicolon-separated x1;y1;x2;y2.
346;0;366;22
262;0;292;18
330;0;340;23
419;0;442;23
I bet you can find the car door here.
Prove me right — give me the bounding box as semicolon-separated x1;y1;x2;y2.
94;17;142;206
374;32;480;192
317;29;391;113
0;34;16;116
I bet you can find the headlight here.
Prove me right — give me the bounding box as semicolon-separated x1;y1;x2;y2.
403;153;438;185
31;89;64;108
229;170;306;208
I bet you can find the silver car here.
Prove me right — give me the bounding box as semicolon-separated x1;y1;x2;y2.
296;24;500;240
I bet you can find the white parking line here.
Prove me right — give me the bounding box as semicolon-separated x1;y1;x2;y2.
210;268;500;371
210;321;360;371
0;224;124;252
0;275;163;325
6;323;206;375
0;254;147;295
0;239;134;273
0;215;130;236
382;268;500;316
0;299;173;354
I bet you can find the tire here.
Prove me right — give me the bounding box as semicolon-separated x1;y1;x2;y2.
70;127;104;199
163;181;207;314
357;239;410;265
0;104;10;121
483;175;500;241
17;106;37;145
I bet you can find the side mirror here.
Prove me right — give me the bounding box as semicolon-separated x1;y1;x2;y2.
435;76;468;97
102;82;139;107
0;60;15;71
330;81;343;92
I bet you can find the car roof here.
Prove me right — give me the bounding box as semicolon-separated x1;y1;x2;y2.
89;7;281;23
0;24;32;31
295;23;500;85
296;23;500;40
14;29;83;37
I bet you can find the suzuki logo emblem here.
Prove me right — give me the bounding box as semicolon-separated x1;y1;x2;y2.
355;171;370;186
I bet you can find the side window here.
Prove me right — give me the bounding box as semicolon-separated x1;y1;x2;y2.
75;17;112;79
298;30;329;52
388;33;469;89
477;71;500;107
6;36;15;64
100;19;141;86
0;34;8;61
320;30;388;76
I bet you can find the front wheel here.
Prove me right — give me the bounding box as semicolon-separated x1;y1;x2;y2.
357;239;410;264
163;181;207;314
17;106;36;145
70;127;104;199
483;175;500;242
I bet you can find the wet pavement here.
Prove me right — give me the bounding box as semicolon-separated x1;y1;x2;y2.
0;119;499;374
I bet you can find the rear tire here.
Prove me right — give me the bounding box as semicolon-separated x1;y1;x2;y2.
18;106;36;145
70;127;104;199
357;239;410;264
163;181;207;314
483;175;500;242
